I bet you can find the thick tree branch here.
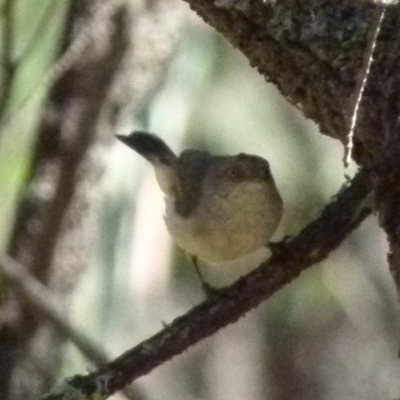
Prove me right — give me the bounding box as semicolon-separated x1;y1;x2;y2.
375;136;400;297
39;151;382;399
181;0;400;164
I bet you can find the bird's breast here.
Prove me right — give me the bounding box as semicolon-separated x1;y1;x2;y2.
164;181;282;263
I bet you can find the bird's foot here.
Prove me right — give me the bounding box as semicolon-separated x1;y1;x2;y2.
190;255;225;299
268;235;293;256
200;281;225;299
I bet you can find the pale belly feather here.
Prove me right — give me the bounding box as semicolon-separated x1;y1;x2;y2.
164;182;282;263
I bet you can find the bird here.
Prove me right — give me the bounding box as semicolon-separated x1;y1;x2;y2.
116;131;283;295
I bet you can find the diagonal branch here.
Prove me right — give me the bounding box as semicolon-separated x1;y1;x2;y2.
0;254;148;400
39;152;385;400
0;254;111;367
180;0;400;164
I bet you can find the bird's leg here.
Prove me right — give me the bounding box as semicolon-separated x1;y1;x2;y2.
190;255;221;298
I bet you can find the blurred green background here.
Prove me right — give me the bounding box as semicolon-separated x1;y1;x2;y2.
0;0;68;251
0;1;399;399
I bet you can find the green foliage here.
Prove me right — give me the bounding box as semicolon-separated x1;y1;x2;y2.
0;0;70;251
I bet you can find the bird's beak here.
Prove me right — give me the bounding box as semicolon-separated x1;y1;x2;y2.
115;134;130;147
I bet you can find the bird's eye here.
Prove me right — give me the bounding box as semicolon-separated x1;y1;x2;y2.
227;166;242;179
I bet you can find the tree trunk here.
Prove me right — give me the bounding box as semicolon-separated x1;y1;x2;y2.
0;1;128;398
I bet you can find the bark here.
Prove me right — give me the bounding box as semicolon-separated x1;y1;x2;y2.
181;0;400;163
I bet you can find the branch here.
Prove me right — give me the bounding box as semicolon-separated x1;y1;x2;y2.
180;0;400;164
39;158;379;399
0;254;147;400
0;254;110;366
374;137;400;297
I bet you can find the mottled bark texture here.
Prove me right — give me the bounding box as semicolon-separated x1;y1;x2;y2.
0;1;129;399
182;0;399;163
375;135;400;297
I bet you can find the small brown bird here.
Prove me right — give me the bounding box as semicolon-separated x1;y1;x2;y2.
116;131;283;293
